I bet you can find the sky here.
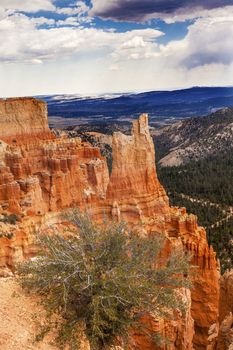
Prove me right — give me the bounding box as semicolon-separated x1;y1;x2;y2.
0;0;233;97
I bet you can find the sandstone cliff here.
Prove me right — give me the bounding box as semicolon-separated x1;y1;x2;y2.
0;98;221;349
219;270;233;323
216;270;233;350
0;97;51;142
207;270;233;350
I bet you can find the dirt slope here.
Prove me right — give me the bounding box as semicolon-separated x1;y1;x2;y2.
0;278;56;350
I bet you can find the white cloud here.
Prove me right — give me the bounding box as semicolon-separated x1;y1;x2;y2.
1;2;231;70
161;6;233;23
0;11;163;63
160;16;233;68
55;1;93;25
56;1;89;15
56;7;78;15
56;17;81;27
111;29;163;61
0;1;233;96
0;0;55;13
31;58;43;64
109;63;120;71
122;36;146;49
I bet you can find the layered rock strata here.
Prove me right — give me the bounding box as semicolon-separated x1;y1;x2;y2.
0;98;51;142
0;99;220;349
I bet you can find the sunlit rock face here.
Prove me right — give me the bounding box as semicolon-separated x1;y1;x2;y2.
0;98;220;349
129;288;195;350
0;98;51;141
106;114;169;224
0;97;109;215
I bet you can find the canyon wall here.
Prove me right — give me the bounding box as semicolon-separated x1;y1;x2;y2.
0;99;221;349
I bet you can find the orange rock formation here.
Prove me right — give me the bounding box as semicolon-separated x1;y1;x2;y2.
0;98;220;349
0;98;52;143
213;270;233;350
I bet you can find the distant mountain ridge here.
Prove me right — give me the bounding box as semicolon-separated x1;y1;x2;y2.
39;86;233;122
153;107;233;166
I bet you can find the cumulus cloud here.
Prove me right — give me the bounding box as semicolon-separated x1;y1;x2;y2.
1;5;233;72
0;11;163;64
111;29;162;61
0;1;232;72
0;0;55;13
160;16;233;68
1;0;233;96
90;0;233;22
56;1;93;26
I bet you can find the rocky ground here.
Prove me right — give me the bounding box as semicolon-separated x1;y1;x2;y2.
0;278;122;350
0;278;56;350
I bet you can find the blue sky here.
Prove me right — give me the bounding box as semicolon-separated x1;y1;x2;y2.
0;0;233;97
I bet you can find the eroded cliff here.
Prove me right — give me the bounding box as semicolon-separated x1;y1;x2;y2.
0;98;220;349
0;98;50;141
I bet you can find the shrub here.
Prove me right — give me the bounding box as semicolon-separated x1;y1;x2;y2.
0;232;14;239
18;210;191;349
0;213;19;225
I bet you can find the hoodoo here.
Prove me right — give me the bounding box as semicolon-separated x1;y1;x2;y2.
106;113;169;222
0;98;221;349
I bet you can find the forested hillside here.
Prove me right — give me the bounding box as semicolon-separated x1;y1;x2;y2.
157;152;233;271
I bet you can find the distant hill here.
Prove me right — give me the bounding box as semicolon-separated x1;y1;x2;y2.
39;86;233;124
153;107;233;166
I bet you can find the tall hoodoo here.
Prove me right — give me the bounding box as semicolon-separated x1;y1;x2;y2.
107;113;169;222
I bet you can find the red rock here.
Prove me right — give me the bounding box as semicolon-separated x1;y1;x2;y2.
219;270;233;323
216;313;233;350
212;270;233;350
106;114;169;222
0;97;51;142
0;98;221;349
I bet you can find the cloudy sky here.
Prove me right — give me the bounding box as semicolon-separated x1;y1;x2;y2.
0;0;233;97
